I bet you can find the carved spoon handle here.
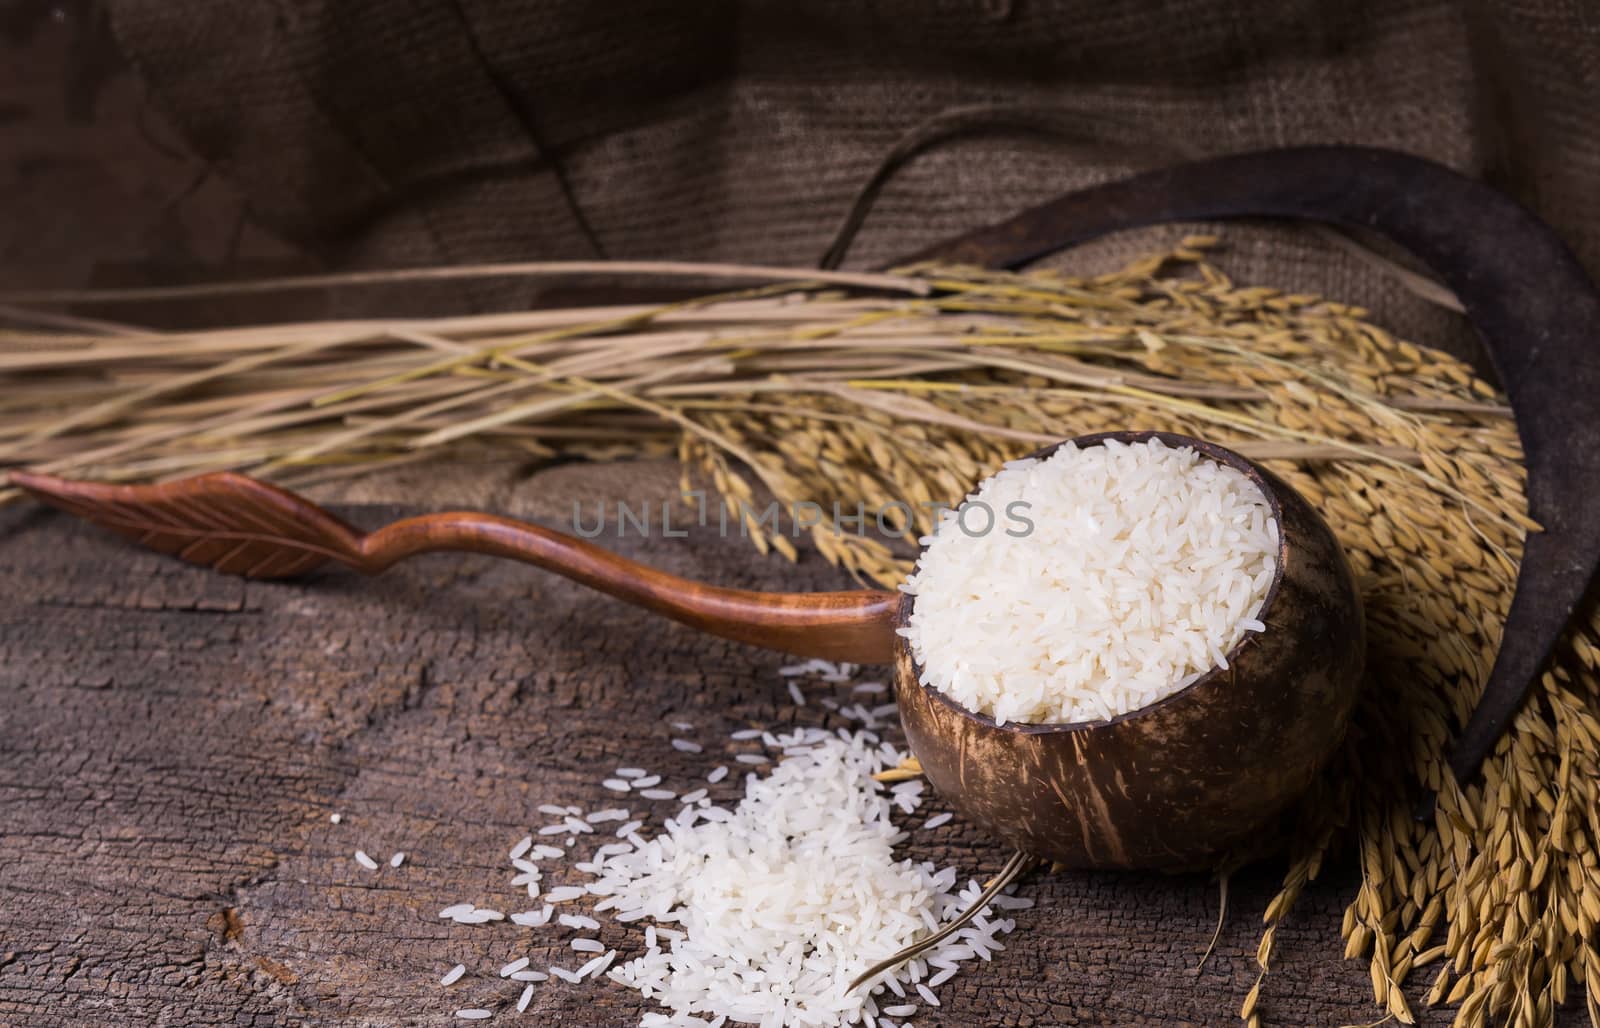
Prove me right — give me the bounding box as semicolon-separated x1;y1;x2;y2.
8;470;899;665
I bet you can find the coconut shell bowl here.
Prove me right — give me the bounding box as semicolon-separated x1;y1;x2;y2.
894;431;1364;870
11;429;1364;871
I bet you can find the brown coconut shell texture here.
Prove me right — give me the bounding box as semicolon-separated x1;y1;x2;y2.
894;431;1366;870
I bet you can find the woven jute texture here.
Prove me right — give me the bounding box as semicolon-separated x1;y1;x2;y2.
103;0;1600;363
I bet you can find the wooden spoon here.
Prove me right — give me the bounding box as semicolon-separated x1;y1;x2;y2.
10;429;1363;869
6;467;898;665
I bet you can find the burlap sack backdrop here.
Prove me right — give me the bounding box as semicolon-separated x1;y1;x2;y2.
106;0;1599;357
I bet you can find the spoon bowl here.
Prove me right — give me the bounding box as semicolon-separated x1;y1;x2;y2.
893;430;1365;869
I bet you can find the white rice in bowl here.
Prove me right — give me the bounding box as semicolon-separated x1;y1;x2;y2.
899;437;1279;725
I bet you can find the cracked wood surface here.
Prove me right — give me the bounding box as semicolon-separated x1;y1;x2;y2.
0;459;1422;1026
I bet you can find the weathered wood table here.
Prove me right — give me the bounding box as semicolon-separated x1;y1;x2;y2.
0;460;1413;1026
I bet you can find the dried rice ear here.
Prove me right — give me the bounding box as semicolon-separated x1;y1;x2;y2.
2;244;1569;1023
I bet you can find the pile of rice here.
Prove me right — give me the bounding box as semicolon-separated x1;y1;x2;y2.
900;438;1279;725
598;729;1009;1026
423;663;1027;1026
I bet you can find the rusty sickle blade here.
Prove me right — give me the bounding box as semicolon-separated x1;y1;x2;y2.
908;145;1600;787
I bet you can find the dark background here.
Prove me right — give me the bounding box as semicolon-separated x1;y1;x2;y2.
9;0;1600;342
4;1;1596;1024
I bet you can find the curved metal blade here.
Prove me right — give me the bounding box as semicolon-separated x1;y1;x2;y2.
907;146;1600;785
